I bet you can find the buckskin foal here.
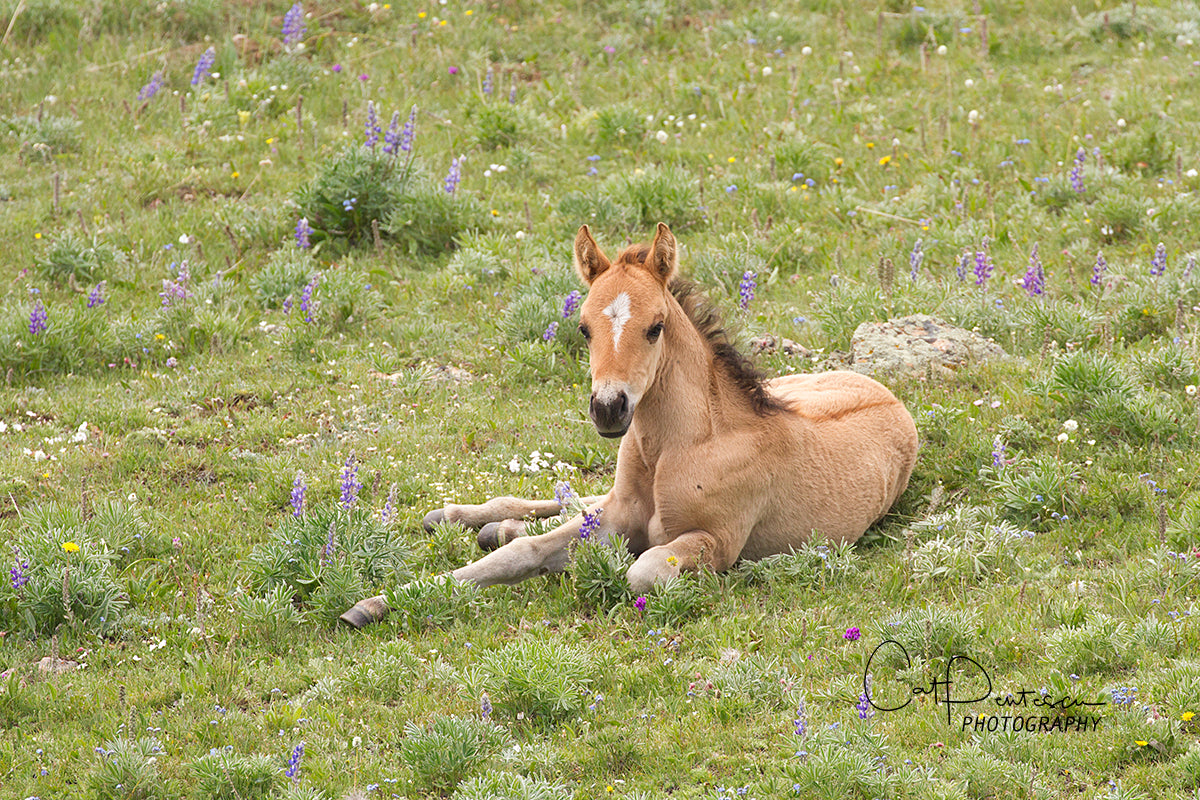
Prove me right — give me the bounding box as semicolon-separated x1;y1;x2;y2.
341;223;918;628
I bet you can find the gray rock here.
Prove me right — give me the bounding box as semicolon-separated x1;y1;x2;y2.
750;335;814;359
849;315;1008;377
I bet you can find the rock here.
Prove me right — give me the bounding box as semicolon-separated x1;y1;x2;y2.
750;335;814;359
849;315;1008;377
37;656;79;676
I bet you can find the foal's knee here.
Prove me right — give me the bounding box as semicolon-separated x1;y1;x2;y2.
626;549;681;595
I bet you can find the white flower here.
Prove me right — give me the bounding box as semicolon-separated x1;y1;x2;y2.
1117;118;1126;127
1057;432;1069;442
655;130;669;143
514;231;526;240
936;45;947;55
1187;169;1199;178
1187;384;1197;396
967;109;980;125
178;233;191;244
761;66;772;76
801;46;812;56
127;492;137;502
507;457;520;473
1062;419;1078;432
964;78;974;88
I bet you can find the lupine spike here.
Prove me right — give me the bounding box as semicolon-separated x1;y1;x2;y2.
191;47;216;86
1022;243;1045;297
738;270;757;310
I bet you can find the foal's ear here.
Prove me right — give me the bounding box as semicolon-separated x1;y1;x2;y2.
648;222;679;285
573;225;611;285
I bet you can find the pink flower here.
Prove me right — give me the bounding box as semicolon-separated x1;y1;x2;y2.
358;73;369;81
332;64;342;73
844;627;861;641
448;66;459;75
634;596;647;612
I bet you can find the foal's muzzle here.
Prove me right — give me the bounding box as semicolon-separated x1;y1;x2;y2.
589;390;634;438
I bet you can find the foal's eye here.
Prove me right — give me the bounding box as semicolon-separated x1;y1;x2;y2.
579;324;591;341
646;321;664;343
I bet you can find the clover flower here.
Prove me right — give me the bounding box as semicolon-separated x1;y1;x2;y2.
738;270;757;310
1068;147;1086;193
1022;242;1045;297
339;453;361;510
28;300;48;335
444;156;462;194
137;71;165;102
909;239;924;281
290;471;307;518
294;217;312;249
562;290;582;318
87;281;106;308
191;47;216;86
284;742;304;781
364;101;380;149
1091;251;1107;287
282;3;306;46
579;507;603;539
1150;242;1167;277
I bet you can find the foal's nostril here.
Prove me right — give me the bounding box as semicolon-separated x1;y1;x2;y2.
617;392;629;417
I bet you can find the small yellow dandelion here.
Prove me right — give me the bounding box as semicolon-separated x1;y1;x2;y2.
878;155;892;166
155;333;165;341
789;186;798;192
34;232;42;240
865;142;875;149
727;156;736;164
1135;740;1148;746
42;472;50;479
490;209;500;216
62;541;80;553
231;171;239;179
418;11;426;18
1183;711;1196;722
438;19;447;26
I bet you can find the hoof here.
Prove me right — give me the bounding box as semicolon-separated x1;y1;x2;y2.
478;522;502;551
338;595;390;629
422;508;445;533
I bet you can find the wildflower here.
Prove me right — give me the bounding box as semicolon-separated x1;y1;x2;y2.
399;105;417;152
973;238;994;287
793;696;808;738
87;281;106;308
160;261;192;306
562;290;582;319
542;321;559;341
579;507;604;539
1063;419;1078;432
380;484;397;525
339;453;361;510
364;101;380;149
28;300;48;335
321;519;336;563
554;481;576;509
1091;251;1107;287
300;273;320;323
1185;254;1196;283
342;197;357;212
1022;243;1045;297
382;111;402;155
444;156;462;194
62;541;80;553
856;674;874;720
165;356;178;368
483;66;494;95
991;436;1006;468
956;252;969;282
844;627;861;641
480;692;492;720
1150;242;1167;277
909;239;924;281
137;71;165;102
10;548;30;591
294;217;312;249
1069;147;1086;193
738;270;757;310
290;472;307;518
634;595;647;612
508;85;517;104
282;3;306;46
191;47;216;86
284;742;304;781
1183;711;1195;722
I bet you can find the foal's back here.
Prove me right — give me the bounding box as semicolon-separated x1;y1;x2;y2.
740;371;918;558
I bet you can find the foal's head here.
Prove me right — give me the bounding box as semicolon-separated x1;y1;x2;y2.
573;223;679;438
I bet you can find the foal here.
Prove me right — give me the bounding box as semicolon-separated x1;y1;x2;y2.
340;223;917;628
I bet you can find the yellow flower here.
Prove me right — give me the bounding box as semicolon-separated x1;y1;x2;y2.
666;555;678;566
155;333;165;341
490;209;500;217
418;11;426;18
62;541;80;553
878;155;892;166
266;137;275;144
1135;740;1148;746
231;171;239;179
237;110;250;126
727;156;736;164
865;142;875;149
1183;711;1196;722
439;19;447;26
34;232;42;239
834;157;844;167
464;8;472;14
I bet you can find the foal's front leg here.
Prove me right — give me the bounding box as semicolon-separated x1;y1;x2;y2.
624;530;740;596
423;494;605;550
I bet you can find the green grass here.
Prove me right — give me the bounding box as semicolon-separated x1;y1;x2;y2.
1;0;1199;798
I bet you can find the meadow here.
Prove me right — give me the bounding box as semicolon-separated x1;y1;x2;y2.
1;0;1199;797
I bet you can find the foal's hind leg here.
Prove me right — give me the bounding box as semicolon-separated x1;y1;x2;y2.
423;495;604;551
625;529;740;595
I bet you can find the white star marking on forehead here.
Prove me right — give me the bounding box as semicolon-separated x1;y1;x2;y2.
602;292;632;351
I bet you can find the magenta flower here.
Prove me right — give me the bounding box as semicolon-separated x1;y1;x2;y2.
634;596;647;612
844;627;861;641
448;66;459;75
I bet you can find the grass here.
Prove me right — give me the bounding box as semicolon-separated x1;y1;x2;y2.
1;0;1199;798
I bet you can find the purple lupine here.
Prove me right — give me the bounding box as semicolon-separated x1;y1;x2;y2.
380;484;397;525
87;281;106;308
973;238;994;287
191;47;216;86
1185;254;1196;283
137;71;165;102
1091;251;1107;287
738;270;757;310
300;274;320;323
282;295;293;315
10;548;30;592
793;696;808;738
28;300;48;335
294;217;312;249
284;742;303;781
956;251;969;282
339;453;361;510
320;519;336;563
542;321;559;341
856;673;874;720
483;66;495;96
282;3;306;46
480;692;492;720
508;85;517;104
160;261;192;306
443;157;462;194
1150;242;1167;277
364;101;380;149
1022;243;1045;297
1069;147;1086;193
554;481;576;509
579;507;603;540
290;471;306;518
399;105;417;153
382;111;402;155
992;436;1006;469
909;239;924;281
562;290;582;318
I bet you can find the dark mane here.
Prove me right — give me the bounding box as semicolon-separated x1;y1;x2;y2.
668;279;784;416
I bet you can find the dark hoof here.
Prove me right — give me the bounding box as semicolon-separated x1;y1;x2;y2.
338;595;390;629
478;522;502;551
422;508;445;533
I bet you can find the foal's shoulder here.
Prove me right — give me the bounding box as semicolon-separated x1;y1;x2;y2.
766;371;903;421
